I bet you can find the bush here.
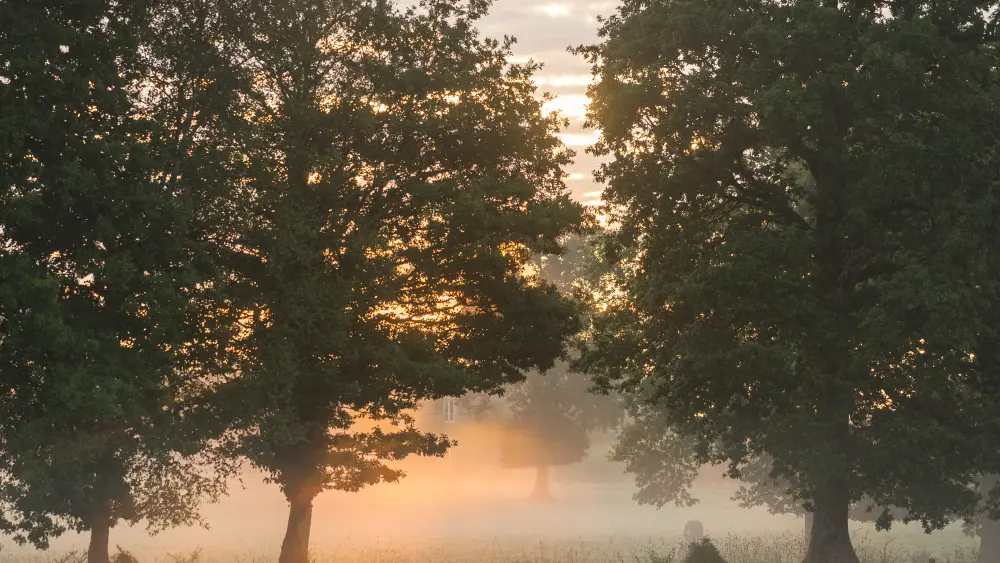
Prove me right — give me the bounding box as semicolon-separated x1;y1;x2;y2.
682;539;728;563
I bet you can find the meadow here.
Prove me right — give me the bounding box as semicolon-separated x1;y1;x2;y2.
0;532;980;563
0;451;981;563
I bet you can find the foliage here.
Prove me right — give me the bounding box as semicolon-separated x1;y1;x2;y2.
732;456;915;536
575;0;1000;561
683;539;729;563
205;0;585;559
499;359;619;471
0;0;239;557
608;395;704;508
608;400;904;523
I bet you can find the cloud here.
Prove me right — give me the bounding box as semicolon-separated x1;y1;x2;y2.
476;0;615;204
533;75;594;88
542;94;589;120
533;3;572;17
558;131;601;147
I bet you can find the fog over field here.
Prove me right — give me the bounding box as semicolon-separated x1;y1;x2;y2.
6;0;1000;562
1;427;973;559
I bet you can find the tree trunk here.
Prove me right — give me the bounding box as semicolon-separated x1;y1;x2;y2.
979;518;1000;563
802;484;859;563
87;515;111;563
530;465;551;501
278;495;314;563
804;511;814;549
978;475;1000;563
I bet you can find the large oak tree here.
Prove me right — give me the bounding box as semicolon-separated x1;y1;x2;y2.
576;1;1000;563
0;1;244;562
212;1;586;562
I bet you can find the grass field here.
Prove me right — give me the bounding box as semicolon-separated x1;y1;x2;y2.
0;451;983;563
0;532;981;563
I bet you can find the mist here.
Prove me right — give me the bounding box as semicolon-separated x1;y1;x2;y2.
4;0;1000;562
1;414;974;561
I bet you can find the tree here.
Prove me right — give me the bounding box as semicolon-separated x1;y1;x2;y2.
575;2;1000;563
959;475;1000;563
0;1;242;562
499;358;620;500
212;1;586;562
498;235;621;500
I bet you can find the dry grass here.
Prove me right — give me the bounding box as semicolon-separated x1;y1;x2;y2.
0;533;980;563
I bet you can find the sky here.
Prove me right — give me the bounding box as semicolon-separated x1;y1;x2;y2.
473;0;613;208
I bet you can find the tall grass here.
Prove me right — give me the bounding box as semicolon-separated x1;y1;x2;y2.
0;533;980;563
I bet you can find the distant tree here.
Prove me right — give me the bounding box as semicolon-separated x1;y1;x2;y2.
498;235;621;500
609;404;902;541
575;3;1000;563
533;234;594;293
499;359;620;500
211;1;586;562
0;1;242;562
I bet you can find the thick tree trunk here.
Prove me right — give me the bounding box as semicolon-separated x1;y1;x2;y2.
278;496;314;563
87;515;111;563
804;511;814;549
978;475;1000;563
979;518;1000;563
530;465;551;501
803;484;859;563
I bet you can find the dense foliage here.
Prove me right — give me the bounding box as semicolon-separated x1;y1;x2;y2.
202;0;586;561
0;1;242;562
576;1;1000;563
1;0;584;561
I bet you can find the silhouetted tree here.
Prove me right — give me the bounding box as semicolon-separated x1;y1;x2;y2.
499;359;620;500
0;1;243;562
498;235;620;500
211;1;586;562
576;2;1000;563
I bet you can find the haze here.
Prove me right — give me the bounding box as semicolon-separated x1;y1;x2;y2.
4;1;1000;563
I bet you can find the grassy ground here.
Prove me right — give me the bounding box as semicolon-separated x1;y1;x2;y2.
0;450;981;563
0;532;980;563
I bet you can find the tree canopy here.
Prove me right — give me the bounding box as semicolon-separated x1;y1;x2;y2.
575;1;1000;562
204;0;586;561
0;1;241;561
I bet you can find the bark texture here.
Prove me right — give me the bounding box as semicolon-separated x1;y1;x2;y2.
278;497;314;563
87;516;111;563
802;485;860;563
804;511;814;549
979;518;1000;563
